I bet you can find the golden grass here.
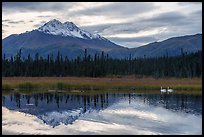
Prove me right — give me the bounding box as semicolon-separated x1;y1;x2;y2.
2;76;202;92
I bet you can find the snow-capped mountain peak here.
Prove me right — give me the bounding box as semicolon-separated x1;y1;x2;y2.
63;21;79;31
37;19;104;40
39;19;63;30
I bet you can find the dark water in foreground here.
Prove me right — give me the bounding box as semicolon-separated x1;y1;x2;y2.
2;91;202;128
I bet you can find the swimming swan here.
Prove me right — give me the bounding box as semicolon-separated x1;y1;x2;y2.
160;86;166;93
167;87;174;92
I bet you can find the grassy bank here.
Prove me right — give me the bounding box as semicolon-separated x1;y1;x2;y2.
2;76;202;93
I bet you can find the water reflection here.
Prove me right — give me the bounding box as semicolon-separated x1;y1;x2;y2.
2;91;202;127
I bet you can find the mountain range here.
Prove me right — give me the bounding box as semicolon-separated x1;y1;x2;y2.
131;33;202;58
2;19;202;59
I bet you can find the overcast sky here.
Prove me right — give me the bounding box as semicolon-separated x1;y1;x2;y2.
2;2;202;48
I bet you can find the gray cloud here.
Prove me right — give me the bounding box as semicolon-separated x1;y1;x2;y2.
2;19;25;24
7;20;25;24
2;2;74;12
142;11;190;26
191;9;202;17
82;9;198;38
2;24;9;27
178;2;202;6
72;2;156;18
37;15;52;18
2;19;11;22
81;23;121;34
81;22;147;37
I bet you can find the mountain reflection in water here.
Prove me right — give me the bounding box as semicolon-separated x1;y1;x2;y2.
2;92;202;127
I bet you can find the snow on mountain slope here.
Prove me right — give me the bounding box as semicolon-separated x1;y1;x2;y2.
37;19;104;40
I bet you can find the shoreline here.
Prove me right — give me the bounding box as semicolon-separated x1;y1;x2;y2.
2;76;202;93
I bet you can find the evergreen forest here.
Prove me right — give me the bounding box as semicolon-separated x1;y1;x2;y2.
2;49;202;78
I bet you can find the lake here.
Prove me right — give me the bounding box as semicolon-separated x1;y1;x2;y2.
2;91;202;135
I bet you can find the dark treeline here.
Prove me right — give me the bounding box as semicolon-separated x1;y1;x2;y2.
2;49;202;78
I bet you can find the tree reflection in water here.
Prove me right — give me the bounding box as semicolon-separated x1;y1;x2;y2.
2;91;202;127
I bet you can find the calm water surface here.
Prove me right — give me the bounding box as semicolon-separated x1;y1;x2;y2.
2;91;202;134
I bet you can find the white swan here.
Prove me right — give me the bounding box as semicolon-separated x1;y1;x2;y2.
167;87;174;92
160;86;166;93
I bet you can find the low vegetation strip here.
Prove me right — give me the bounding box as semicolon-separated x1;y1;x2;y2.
2;76;202;93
